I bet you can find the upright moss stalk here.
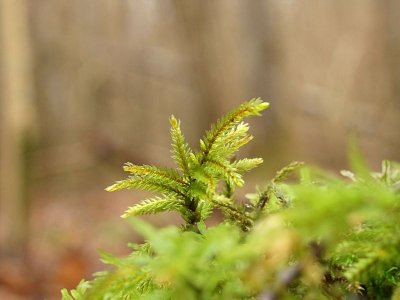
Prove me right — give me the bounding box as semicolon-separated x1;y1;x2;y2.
106;98;270;230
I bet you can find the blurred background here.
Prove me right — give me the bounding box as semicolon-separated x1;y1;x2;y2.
1;1;399;299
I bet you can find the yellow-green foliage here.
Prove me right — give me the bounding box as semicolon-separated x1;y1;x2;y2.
62;100;400;299
106;98;269;230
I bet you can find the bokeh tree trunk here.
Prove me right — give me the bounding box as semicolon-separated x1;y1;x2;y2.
0;0;35;257
273;0;400;168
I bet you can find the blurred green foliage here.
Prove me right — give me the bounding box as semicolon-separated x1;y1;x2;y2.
62;102;400;299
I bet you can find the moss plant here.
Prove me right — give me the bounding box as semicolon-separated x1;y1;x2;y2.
62;99;400;299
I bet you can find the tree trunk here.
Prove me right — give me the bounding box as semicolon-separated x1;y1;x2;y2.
0;0;35;257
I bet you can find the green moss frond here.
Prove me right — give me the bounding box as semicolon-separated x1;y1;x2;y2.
205;122;253;161
106;164;187;198
122;196;185;218
212;195;253;230
170;115;193;176
196;199;214;221
255;161;303;213
200;98;269;163
61;280;91;300
231;158;263;173
271;161;304;183
205;158;244;187
123;163;185;185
